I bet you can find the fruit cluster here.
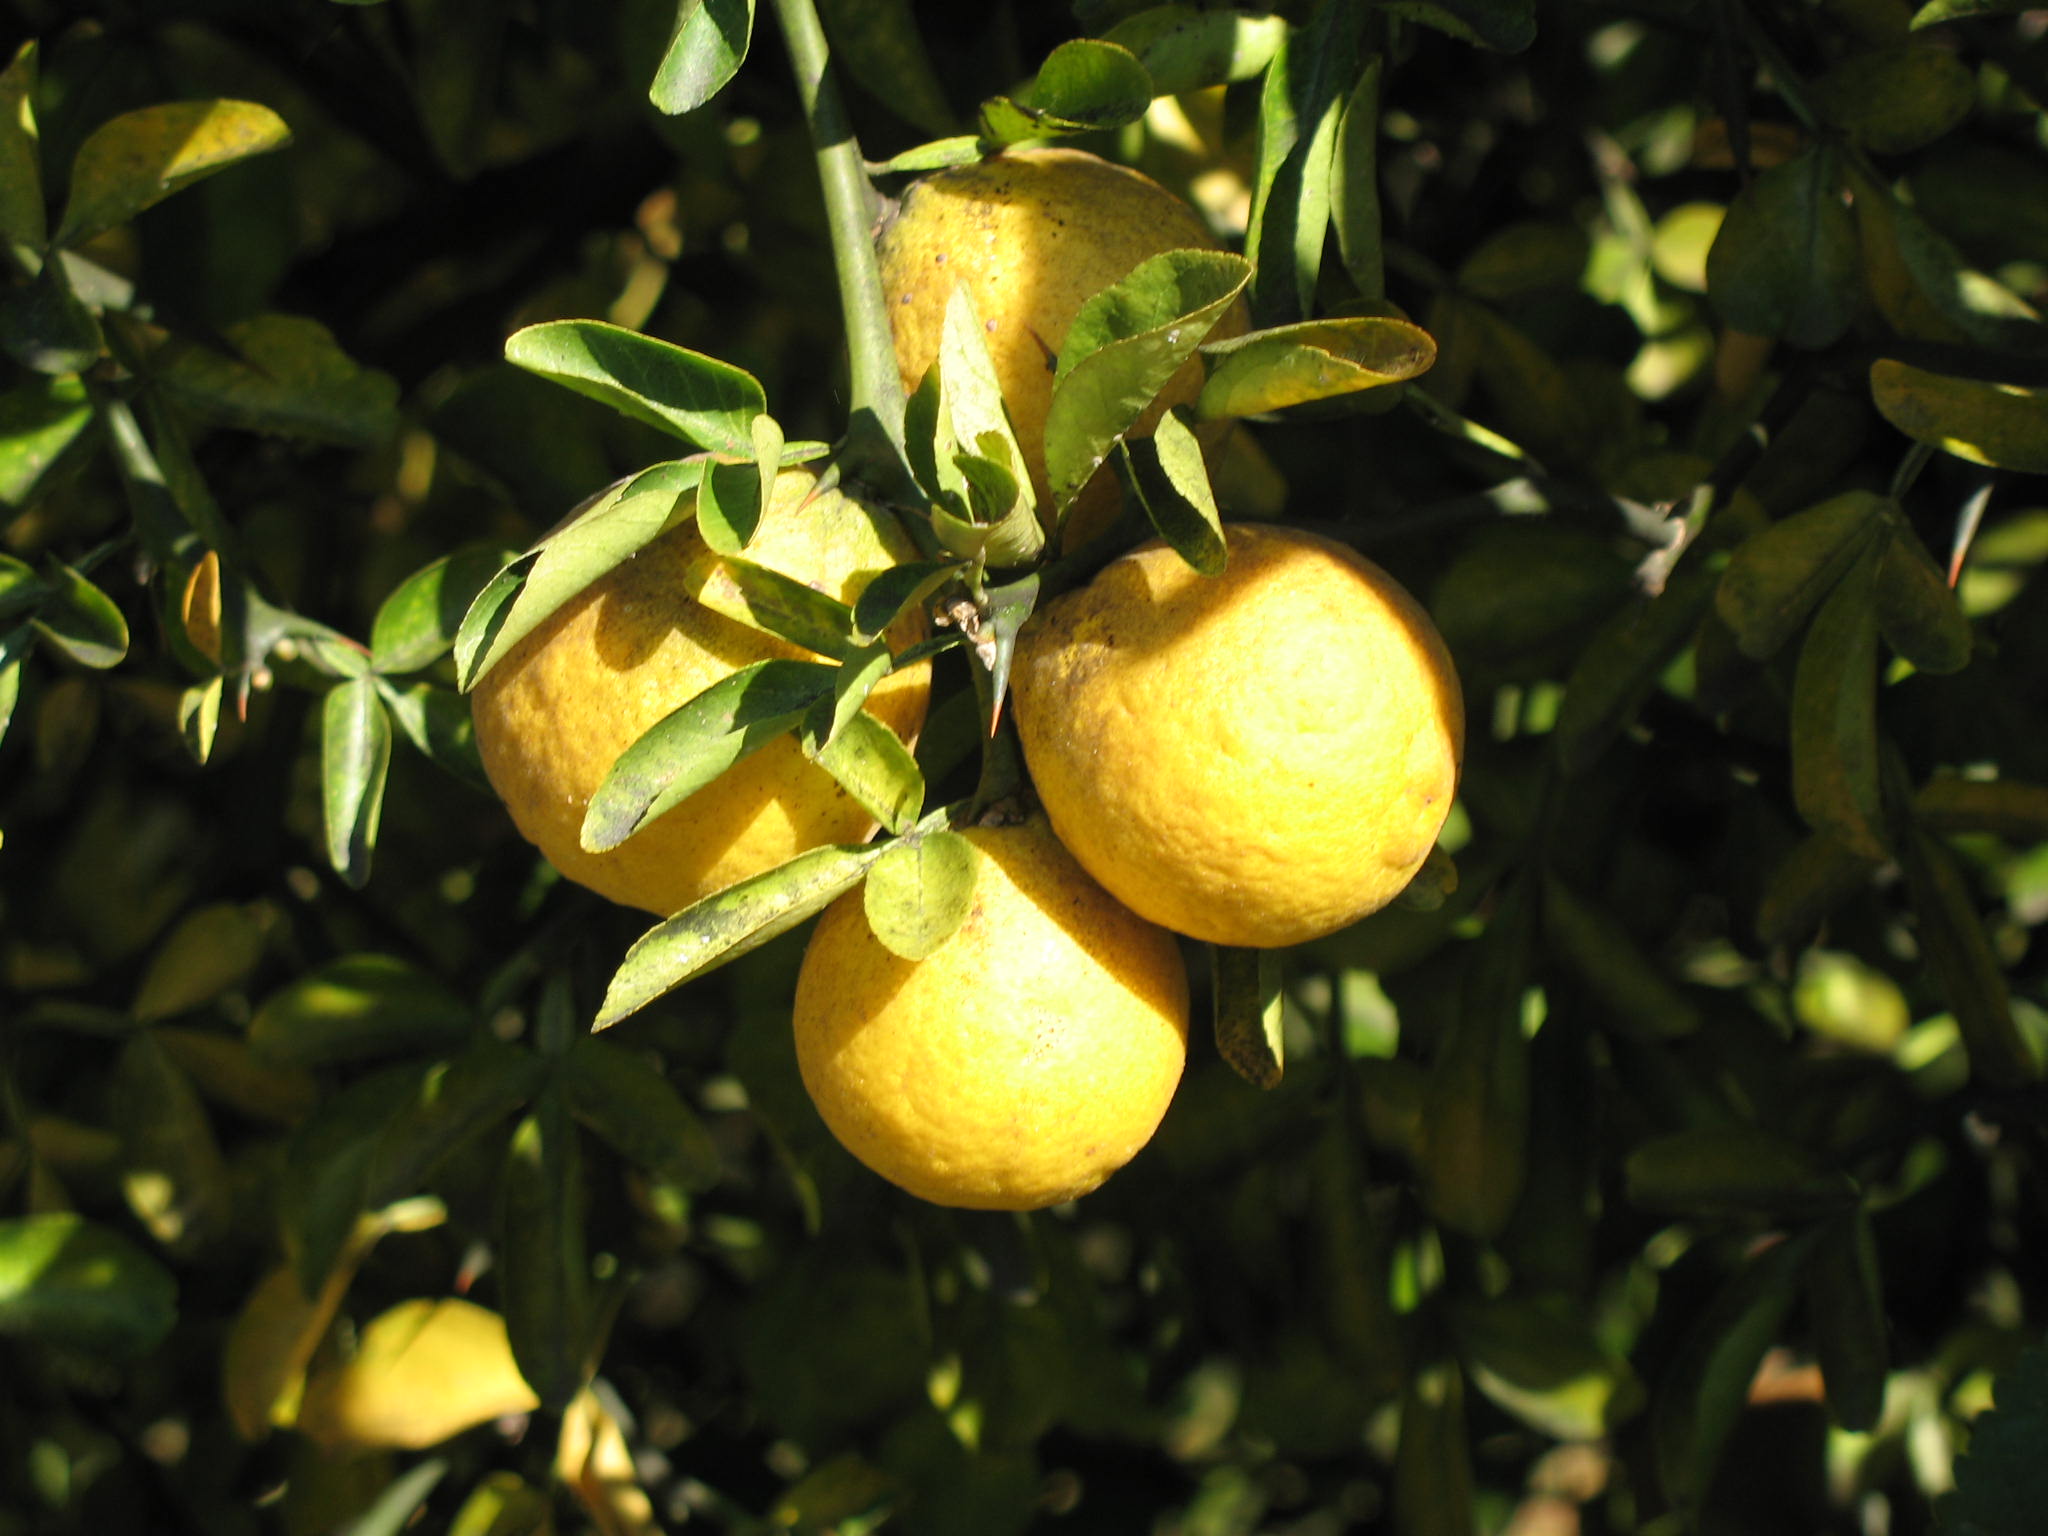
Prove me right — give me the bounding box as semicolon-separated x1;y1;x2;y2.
471;150;1464;1211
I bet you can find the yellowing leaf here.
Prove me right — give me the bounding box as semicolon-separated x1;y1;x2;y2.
221;1262;354;1440
558;1388;661;1536
297;1298;540;1450
57;99;291;247
1870;358;2048;475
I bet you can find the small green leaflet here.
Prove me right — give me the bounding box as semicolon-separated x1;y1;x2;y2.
1121;413;1226;576
322;675;392;889
1197;315;1435;417
862;830;975;960
597;843;885;1027
1043;249;1250;512
581;658;839;853
505;320;766;456
649;0;755;117
979;39;1153;145
454;460;704;691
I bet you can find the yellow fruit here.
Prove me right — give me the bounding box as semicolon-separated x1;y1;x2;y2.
877;146;1249;543
1011;523;1464;949
472;468;930;916
792;818;1189;1210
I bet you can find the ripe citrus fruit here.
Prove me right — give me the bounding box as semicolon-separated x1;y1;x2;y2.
471;468;929;916
1010;523;1464;949
876;145;1249;543
792;817;1189;1210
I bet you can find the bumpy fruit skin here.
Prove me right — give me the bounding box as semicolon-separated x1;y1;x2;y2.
876;146;1249;543
1011;523;1464;949
471;469;929;916
792;818;1190;1211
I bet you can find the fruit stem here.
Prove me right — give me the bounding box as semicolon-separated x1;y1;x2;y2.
768;0;912;494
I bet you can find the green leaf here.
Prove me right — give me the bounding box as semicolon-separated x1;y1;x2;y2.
449;1474;555;1536
31;556;127;668
905;282;1043;567
1651;1231;1821;1513
1099;6;1288;95
178;675;222;766
649;0;755;116
815;0;952;135
1242;3;1362;321
1870;359;2048;475
141;314;400;447
504;320;765;455
1123;412;1226;576
377;680;487;788
580;658;837;854
1806;1209;1888;1432
1705;145;1860;348
851;560;962;645
1197;315;1435;417
322;675;392;889
56;99;292;247
681;548;858;659
248;954;472;1068
1915;776;2048;841
0;1214;177;1361
1899;820;2040;1088
978;40;1153;145
454;461;703;690
1447;1295;1645;1441
0;44;45;250
560;1035;722;1190
1814;44;1973;156
1043;249;1250;511
1331;52;1385;301
597;843;884;1026
1211;945;1283;1089
1791;557;1886;860
132;901;269;1023
371;542;517;676
1875;519;1972;674
1624;1123;1859;1219
0;374;95;509
1938;1343;2048;1536
278;1063;433;1289
0;629;26;748
0;257;105;375
113;1032;232;1253
695;453;766;556
807;711;924;835
500;1095;589;1410
1380;0;1536;50
1714;490;1888;660
860;830;974;960
1851;166;2045;350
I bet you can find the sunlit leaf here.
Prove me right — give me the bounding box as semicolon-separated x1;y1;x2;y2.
56;99;291;246
807;710;924;835
1242;3;1362;320
681;548;857;659
505;321;764;455
979;40;1153;145
1123;412;1225;576
580;658;837;853
454;461;703;690
649;0;755;116
1100;6;1288;94
1197;315;1435;417
0;374;93;510
322;675;392;888
298;1298;541;1450
861;830;974;960
597;843;883;1027
371;543;518;676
